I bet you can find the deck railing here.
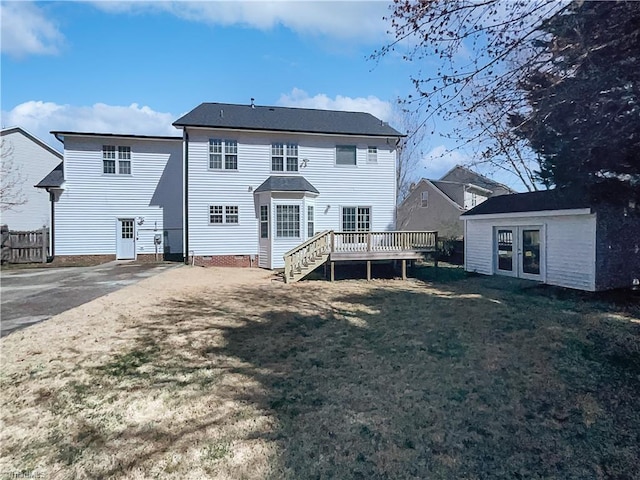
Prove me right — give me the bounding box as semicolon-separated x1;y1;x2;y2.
283;230;332;282
333;231;437;253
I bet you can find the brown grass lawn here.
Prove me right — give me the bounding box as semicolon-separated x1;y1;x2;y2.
1;264;639;479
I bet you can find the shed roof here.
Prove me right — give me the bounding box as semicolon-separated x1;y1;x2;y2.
35;162;64;188
255;176;319;194
174;102;404;137
461;189;591;216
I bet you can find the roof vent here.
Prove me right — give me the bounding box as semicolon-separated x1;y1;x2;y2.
250;98;255;109
220;109;224;118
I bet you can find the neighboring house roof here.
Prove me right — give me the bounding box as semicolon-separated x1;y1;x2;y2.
440;165;517;195
255;176;319;194
50;131;182;141
430;180;465;206
1;126;63;159
35;162;64;189
461;189;591;216
173;102;404;138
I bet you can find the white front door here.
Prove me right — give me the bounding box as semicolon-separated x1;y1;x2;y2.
116;218;136;259
494;226;544;280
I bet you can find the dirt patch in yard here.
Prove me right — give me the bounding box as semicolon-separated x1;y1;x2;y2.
1;265;639;479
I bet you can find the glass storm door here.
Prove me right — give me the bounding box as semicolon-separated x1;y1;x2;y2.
520;228;542;279
496;229;516;276
117;218;135;259
495;227;543;280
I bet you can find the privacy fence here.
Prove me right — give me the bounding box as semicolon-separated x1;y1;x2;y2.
1;225;49;264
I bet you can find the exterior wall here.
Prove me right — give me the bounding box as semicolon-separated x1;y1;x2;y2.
464;212;597;291
595;205;640;290
186;128;397;268
462;189;488;210
0;129;62;230
193;254;256;268
55;136;183;259
397;181;464;238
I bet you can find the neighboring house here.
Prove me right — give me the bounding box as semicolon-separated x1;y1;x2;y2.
461;189;640;291
174;102;402;268
38;132;183;262
397;165;516;238
0;127;63;231
38;102;403;267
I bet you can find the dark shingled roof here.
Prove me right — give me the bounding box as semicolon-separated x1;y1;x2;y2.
440;165;517;196
255;176;319;194
173;103;404;137
461;189;591;216
35;162;64;188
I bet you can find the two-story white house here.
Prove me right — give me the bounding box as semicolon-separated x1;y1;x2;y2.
174;102;403;268
39;102;404;268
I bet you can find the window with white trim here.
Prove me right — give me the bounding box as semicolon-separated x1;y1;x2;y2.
307;205;314;237
271;143;298;172
209;139;238;170
103;145;131;175
209;205;239;224
421;191;428;208
276;205;300;238
367;146;378;163
336;145;357;166
342;207;370;232
260;205;269;238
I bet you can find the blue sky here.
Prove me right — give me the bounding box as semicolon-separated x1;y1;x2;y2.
1;0;491;183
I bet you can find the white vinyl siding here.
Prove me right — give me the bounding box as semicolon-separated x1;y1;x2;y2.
54;137;183;257
464;212;597;291
186;129;397;268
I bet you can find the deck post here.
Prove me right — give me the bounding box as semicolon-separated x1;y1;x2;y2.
41;227;47;263
366;260;371;281
434;232;439;269
330;261;335;282
401;259;407;280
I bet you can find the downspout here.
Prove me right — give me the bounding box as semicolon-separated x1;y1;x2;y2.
183;129;189;265
49;189;55;259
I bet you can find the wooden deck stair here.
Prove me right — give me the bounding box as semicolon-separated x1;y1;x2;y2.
283;230;438;283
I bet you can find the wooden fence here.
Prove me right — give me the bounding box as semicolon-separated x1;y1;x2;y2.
1;225;49;264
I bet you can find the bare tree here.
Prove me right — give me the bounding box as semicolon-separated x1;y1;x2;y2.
1;139;27;212
393;101;428;203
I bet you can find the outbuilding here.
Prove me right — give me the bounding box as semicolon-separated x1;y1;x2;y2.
461;189;639;291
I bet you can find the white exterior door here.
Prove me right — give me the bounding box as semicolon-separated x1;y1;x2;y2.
258;204;270;268
116;218;136;259
494;226;544;280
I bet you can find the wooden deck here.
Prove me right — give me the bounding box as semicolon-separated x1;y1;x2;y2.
283;230;438;283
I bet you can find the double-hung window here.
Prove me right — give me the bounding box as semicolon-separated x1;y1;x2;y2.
421;191;429;208
209;205;239;224
307;205;314;237
367;146;378;163
103;145;131;175
271;143;298;172
260;205;269;238
336;145;356;166
209;139;238;170
276;205;300;238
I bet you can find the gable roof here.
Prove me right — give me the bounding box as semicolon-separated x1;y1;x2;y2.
35;162;64;189
461;189;591;216
1;126;63;159
255;176;319;194
440;165;517;195
173;102;404;137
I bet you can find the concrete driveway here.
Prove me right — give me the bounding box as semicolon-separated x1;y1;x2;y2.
0;261;180;337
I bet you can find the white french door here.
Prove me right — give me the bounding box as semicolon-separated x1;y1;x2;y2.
495;226;544;280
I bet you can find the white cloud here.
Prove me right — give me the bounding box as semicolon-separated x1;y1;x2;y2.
1;101;178;144
0;2;64;58
88;0;390;42
278;88;392;121
422;145;469;179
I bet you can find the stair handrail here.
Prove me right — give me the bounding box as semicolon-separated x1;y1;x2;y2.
283;230;333;282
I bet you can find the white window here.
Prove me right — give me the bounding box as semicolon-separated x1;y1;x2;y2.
307;205;314;237
421;191;429;208
342;207;370;232
103;145;131;175
367;146;378;163
209;205;239;224
336;145;356;166
260;205;269;238
272;143;298;172
276;205;300;238
209;139;238;170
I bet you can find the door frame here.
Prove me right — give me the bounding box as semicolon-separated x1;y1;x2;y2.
116;217;136;260
493;225;545;281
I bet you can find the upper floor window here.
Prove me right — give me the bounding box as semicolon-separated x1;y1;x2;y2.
336;145;356;166
367;146;378;163
103;145;131;175
421;191;428;208
272;143;298;172
209;139;238;170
